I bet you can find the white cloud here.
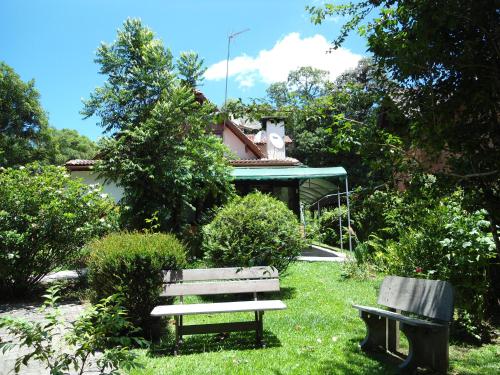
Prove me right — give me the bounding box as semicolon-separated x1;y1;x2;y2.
204;32;362;88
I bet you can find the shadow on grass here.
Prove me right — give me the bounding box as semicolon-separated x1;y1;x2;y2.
318;338;400;375
149;329;281;357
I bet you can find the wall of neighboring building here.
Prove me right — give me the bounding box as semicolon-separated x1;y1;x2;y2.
70;170;124;203
223;127;258;159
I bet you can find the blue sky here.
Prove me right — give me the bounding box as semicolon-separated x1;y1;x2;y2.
1;0;369;140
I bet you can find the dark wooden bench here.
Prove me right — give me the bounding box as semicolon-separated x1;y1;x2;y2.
353;276;454;374
150;266;286;353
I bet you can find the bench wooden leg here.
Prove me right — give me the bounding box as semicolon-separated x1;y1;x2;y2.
387;309;400;353
399;324;449;374
255;311;264;348
359;311;387;352
174;315;180;355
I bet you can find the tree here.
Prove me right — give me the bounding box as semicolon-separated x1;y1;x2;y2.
266;66;329;106
81;18;174;134
177;51;207;88
83;19;233;232
0;62;49;166
44;128;98;165
309;0;500;314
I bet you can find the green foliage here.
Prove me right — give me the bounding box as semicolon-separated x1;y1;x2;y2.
0;61;49;167
340;257;376;281
177;51;207;88
0;285;146;375
203;192;306;273
44;127;98;165
96;86;234;232
83;19;234;232
0;164;117;297
87;232;187;338
308;0;500;313
305;207;349;248
266;66;329;106
318;206;349;248
355;181;496;339
81;18;174;134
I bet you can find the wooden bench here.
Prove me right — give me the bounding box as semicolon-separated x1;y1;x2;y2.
353;276;454;374
150;266;286;353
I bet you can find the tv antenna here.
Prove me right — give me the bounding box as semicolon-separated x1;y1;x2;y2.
224;28;250;107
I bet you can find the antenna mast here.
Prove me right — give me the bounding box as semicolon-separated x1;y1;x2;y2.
224;28;250;107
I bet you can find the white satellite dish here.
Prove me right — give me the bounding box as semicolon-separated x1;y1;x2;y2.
254;130;265;143
269;133;285;149
233;117;262;131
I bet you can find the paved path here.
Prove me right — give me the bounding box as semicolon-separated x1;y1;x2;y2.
298;244;348;262
0;300;100;375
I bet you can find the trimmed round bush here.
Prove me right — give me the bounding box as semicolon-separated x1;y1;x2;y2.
0;163;117;297
202;192;305;273
87;231;187;338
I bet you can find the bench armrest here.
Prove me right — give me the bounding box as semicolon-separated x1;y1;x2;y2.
352;304;446;328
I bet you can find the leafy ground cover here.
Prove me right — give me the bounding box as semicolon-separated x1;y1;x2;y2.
129;262;499;375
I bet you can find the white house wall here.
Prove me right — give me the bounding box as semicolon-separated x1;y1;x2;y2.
223;127;257;159
70;170;124;203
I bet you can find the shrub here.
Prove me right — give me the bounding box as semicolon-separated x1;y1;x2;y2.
87;232;187;338
318;206;349;248
359;185;496;340
202;192;306;273
0;163;117;297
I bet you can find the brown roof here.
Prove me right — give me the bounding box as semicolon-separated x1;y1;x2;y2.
65;157;301;171
65;159;95;171
230;158;300;167
245;134;293;145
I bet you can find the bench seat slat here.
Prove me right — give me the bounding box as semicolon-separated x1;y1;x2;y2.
352;304;446;328
164;267;278;282
161;279;280;297
151;300;287;316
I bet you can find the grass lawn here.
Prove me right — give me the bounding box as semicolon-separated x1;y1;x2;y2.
129;262;499;375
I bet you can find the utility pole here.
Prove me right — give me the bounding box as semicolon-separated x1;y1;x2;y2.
224;28;250;107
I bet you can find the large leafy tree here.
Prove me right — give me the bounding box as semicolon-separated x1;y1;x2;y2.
44;128;98;165
308;0;500;312
0;62;49;166
83;19;233;232
176;51;207;88
230;62;403;187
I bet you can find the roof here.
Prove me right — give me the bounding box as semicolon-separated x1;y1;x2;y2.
231;166;347;181
232;166;347;205
65;159;95;171
65;157;301;171
231;158;300;167
245;134;293;145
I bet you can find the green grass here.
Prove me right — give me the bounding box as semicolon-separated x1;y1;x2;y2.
128;262;499;375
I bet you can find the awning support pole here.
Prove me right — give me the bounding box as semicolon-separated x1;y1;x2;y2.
337;187;343;251
345;177;353;252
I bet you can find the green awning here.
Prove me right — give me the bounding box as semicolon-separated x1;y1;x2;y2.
231;166;347;205
231;166;347;181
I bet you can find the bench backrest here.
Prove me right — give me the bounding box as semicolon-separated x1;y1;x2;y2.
161;266;280;297
377;276;454;322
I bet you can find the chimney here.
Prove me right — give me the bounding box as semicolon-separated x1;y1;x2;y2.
261;116;286;160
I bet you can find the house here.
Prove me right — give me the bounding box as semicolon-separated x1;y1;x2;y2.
66;93;351;251
65;116;301;204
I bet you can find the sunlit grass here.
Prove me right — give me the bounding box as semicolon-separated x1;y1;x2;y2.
128;262;499;375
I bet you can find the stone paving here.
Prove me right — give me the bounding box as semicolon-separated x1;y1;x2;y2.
0;271;101;375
